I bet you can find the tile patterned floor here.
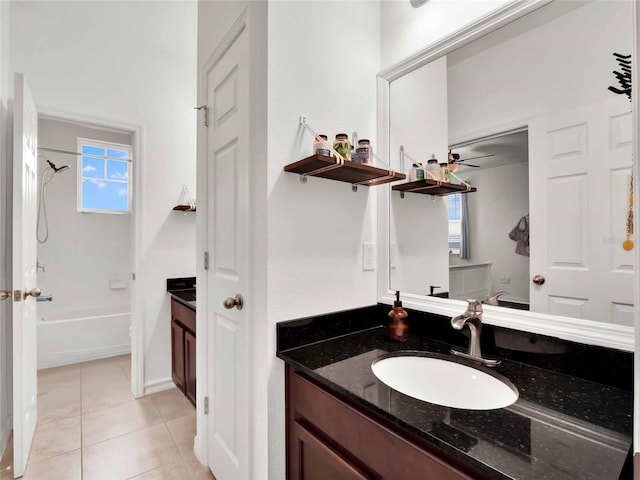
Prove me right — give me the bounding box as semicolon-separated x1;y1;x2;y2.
0;355;215;480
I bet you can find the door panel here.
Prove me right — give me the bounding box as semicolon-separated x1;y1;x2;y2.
12;73;39;477
292;422;370;480
213;140;238;275
171;320;185;391
184;330;196;405
206;26;250;480
529;97;634;324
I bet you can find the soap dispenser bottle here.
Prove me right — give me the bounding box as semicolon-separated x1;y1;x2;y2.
388;291;409;342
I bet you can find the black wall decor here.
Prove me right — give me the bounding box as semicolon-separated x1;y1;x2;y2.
608;52;632;100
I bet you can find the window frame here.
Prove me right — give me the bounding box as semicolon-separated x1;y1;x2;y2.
77;137;133;214
448;193;462;254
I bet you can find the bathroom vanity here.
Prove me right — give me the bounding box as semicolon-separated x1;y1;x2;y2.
167;277;196;406
277;306;632;480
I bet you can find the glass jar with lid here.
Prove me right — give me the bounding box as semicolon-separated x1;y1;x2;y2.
426;154;441;181
355;139;373;165
314;135;330;157
333;133;351;161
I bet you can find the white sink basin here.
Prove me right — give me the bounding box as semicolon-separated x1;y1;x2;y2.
371;352;518;410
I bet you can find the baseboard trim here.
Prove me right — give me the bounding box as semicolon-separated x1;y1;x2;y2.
38;345;131;370
144;377;176;396
194;434;205;464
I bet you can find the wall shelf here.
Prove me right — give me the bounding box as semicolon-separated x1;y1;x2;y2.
173;205;196;212
392;179;477;197
284;154;406;187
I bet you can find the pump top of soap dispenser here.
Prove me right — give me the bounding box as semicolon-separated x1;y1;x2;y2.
394;290;402;307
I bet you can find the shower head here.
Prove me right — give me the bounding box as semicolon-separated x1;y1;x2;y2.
46;159;70;174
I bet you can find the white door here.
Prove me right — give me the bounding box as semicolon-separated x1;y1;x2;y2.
529;97;634;324
206;27;251;480
12;73;40;477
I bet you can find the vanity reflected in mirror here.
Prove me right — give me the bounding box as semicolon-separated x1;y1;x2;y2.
383;0;635;338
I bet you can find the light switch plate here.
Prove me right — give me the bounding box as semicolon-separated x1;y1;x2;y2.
363;243;376;271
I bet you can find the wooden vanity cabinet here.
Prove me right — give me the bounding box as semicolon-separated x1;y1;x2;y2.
286;365;487;480
171;299;196;406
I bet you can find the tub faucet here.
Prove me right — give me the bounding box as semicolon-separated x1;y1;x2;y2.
451;299;500;366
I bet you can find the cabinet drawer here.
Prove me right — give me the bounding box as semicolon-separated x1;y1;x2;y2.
287;367;481;480
171;298;196;333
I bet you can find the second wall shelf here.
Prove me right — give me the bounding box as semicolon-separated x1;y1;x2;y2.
392;179;477;197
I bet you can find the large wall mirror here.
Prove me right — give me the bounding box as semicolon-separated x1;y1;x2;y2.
380;0;635;350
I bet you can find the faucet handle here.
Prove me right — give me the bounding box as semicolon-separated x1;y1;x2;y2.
482;291;508;306
466;299;483;314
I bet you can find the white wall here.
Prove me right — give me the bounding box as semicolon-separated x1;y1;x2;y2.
266;2;381;479
36;117;132;368
380;0;512;68
0;0;11;458
11;1;198;390
448;0;633;140
450;162;529;303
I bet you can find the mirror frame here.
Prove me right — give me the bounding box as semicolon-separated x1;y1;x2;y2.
376;0;637;352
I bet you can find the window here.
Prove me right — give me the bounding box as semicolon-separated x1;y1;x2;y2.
448;193;461;254
78;138;132;213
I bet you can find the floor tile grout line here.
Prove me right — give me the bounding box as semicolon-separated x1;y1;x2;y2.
81;417;165;449
164;417;197;480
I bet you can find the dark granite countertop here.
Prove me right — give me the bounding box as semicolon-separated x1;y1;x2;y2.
277;306;633;480
166;277;196;310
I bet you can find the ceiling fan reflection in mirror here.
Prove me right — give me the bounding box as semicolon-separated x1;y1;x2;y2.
447;150;495;171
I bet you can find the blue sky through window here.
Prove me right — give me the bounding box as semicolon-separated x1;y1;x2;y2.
82;156;104;178
79;141;131;213
107;160;128;180
82;145;105;157
82;179;128;211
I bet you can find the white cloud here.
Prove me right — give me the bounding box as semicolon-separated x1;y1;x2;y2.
118;188;128;197
97;182;106;190
110;171;128;180
83;165;97;173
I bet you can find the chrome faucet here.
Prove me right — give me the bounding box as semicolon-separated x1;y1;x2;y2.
482;291;507;306
451;299;500;366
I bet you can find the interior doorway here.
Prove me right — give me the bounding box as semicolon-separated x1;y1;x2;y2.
36;115;135;370
37;112;144;398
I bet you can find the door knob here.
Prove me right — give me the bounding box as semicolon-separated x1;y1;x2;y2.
0;290;11;301
223;294;244;310
23;288;41;299
532;275;545;286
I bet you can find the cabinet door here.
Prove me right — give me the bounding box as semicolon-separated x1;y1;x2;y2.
184;330;197;406
171;320;185;392
291;421;372;480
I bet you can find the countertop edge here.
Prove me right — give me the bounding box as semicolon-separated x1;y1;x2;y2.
168;291;196;311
